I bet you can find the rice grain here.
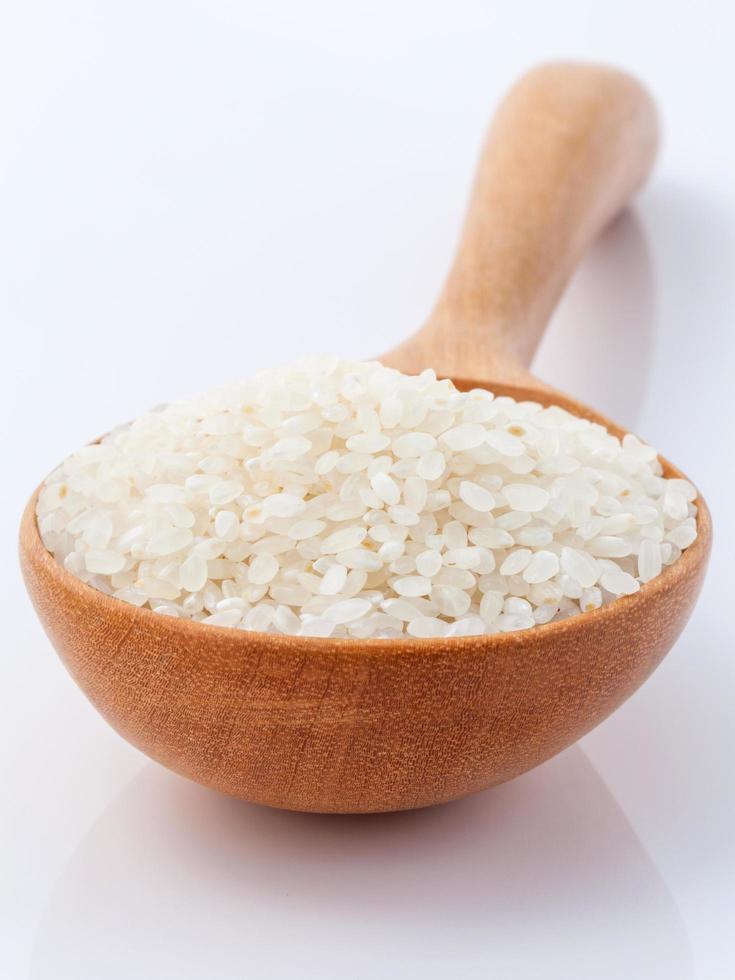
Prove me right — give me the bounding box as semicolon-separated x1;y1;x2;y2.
37;357;698;638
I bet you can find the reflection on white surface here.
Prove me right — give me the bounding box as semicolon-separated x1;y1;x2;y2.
31;748;692;980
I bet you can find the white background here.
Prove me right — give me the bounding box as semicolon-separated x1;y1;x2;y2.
1;1;733;977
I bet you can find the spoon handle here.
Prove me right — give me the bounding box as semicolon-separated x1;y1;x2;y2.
382;62;658;387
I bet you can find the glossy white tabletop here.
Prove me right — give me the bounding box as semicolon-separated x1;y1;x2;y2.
1;2;733;977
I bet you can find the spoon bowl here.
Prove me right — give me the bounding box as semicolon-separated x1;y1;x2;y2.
20;63;712;812
19;384;711;813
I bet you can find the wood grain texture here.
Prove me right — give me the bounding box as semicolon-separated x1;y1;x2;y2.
383;62;659;384
19;62;711;813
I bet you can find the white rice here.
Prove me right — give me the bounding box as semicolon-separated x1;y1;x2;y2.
36;357;698;639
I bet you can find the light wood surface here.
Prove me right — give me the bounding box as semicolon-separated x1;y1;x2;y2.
19;63;711;813
383;62;659;388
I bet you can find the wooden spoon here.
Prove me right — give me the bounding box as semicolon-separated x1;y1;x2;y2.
20;63;711;813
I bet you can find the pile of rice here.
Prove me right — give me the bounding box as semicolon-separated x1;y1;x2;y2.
36;358;698;639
